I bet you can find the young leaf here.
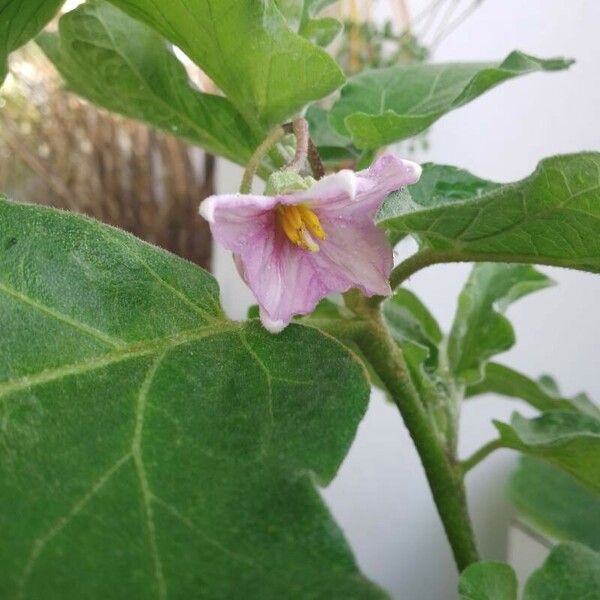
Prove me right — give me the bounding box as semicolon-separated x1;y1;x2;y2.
276;0;342;47
508;457;600;552
523;543;600;600
306;105;360;161
458;561;518;600
329;51;573;149
105;0;346;130
0;0;64;84
379;153;600;275
382;290;455;439
383;288;442;368
0;197;386;599
495;412;600;494
38;1;257;166
448;264;553;384
466;363;600;419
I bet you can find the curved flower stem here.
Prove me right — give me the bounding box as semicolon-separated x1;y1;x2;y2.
461;439;503;475
347;292;479;571
286;118;310;172
240;126;286;193
282;119;325;179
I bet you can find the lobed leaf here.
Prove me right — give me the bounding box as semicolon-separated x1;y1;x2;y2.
0;196;385;599
38;1;257;166
508;457;600;552
329;51;573;149
105;0;346;131
523;543;600;600
495;411;600;494
379;153;600;275
448;264;553;384
0;0;64;84
459;544;600;600
467;363;600;419
458;561;517;600
384;288;442;369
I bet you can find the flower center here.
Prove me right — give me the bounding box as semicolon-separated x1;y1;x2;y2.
277;204;326;252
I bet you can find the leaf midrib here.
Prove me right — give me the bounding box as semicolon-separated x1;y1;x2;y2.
0;323;237;399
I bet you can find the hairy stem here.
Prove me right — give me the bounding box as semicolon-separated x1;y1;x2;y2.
461;439;503;474
389;247;597;290
349;294;479;570
286;118;310;172
282;120;325;179
240;126;286;193
389;250;441;289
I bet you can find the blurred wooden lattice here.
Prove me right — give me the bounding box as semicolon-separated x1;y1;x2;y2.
0;47;213;269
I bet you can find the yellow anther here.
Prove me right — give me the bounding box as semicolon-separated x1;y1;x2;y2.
298;205;327;240
277;203;326;252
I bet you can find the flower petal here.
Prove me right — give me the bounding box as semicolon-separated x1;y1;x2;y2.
199;193;278;255
279;169;357;210
312;216;393;297
258;307;287;333
318;153;422;221
236;228;330;329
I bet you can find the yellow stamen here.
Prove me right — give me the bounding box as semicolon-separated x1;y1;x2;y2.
277;204;326;252
298;205;326;240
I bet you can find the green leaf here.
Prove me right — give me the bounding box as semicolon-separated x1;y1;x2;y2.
0;196;386;598
0;0;64;84
495;412;600;494
508;457;600;552
378;163;501;245
276;0;341;47
329;51;573;149
38;1;257;166
306;105;358;165
523;543;600;600
467;363;600;419
458;561;517;600
383;288;442;369
379;153;600;274
382;289;454;437
106;0;346;130
448;264;553;384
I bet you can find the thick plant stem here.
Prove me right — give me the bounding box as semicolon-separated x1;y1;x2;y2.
350;297;479;571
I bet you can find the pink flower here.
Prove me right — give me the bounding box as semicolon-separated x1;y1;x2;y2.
200;153;422;332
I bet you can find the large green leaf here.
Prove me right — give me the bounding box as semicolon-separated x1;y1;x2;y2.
508;457;600;552
0;0;64;84
38;1;257;166
467;363;600;419
379;164;501;246
379;153;600;275
448;264;553;384
0;196;385;599
105;0;345;131
458;561;517;600
329;51;573;149
495;412;600;494
523;543;600;600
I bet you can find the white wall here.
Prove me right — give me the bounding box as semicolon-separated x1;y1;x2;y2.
215;1;600;597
